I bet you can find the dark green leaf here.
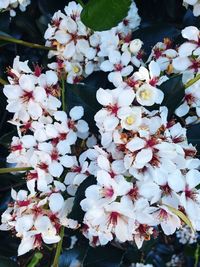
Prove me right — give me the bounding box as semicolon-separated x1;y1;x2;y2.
59;246;89;267
83;245;124;267
0;256;19;267
69;175;96;221
159;75;184;119
133;24;180;56
187;123;200;155
27;252;43;267
0;130;16;147
81;0;131;31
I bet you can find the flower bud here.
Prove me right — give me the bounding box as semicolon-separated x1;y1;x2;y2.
129;39;143;54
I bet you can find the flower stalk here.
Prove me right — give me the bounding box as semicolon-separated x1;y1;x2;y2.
185;73;200;89
0;35;56;51
52;226;65;267
61;78;66;111
0;166;33;174
0;77;8;85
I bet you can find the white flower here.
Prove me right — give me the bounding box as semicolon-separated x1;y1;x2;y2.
118;106;142;130
136;83;164;106
178;26;200;57
100;50;133;87
129;39;143;54
155;206;181;235
183;0;200;16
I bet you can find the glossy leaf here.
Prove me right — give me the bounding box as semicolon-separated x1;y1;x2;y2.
159;75;184;119
83;245;124;267
27;252;43;267
164;204;194;232
69;175;96;221
81;0;131;31
0;256;19;267
59;246;89;267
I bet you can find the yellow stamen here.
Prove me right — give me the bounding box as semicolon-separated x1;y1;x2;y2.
73;65;80;73
140;89;152;100
126;115;135;125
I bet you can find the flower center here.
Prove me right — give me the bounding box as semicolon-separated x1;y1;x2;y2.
73;65;80;73
139;89;152;100
21;90;34;103
125;115;136;125
51;149;59;161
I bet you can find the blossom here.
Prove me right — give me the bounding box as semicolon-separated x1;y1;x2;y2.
0;189;78;256
100;50;133;87
0;0;31;16
183;0;200;16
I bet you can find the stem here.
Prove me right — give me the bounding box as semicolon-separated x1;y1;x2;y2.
194;244;200;267
0;77;8;85
0;35;56;51
76;0;85;7
185;73;200;89
52;227;64;267
0;166;33;174
61;78;66;111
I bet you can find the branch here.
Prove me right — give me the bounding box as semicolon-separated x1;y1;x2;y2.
52;227;65;267
185;73;200;89
0;166;33;174
0;77;8;85
0;35;56;51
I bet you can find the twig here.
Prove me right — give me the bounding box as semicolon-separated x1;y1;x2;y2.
0;35;56;51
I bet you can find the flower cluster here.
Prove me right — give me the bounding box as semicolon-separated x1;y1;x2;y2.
44;1;141;84
1;0;200;261
130;263;153;267
0;56;90;255
79;82;200;248
149;26;200;124
166;254;184;267
0;0;31;16
183;0;200;16
176;225;198;244
0;189;78;256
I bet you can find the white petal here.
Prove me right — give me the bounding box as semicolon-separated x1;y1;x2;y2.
70;106;84;120
179;42;197;57
96;88;113;106
49;162;64;177
49;193;64;212
186;169;200;189
35;216;51;232
168;170;185;192
182;26;199;41
135;148;153;168
100;60;114;72
60;155;76;168
18;237;34;256
126;137;146;152
97;155;110;171
149;60;160;78
172;57;192;71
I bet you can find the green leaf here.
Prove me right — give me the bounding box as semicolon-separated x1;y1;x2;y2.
0;130;16;147
59;246;89;267
0;256;19;267
66;83;99;133
27;252;43;267
69;175;96;221
83;245;124;267
81;0;132;31
164;204;194;232
159;75;184;119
